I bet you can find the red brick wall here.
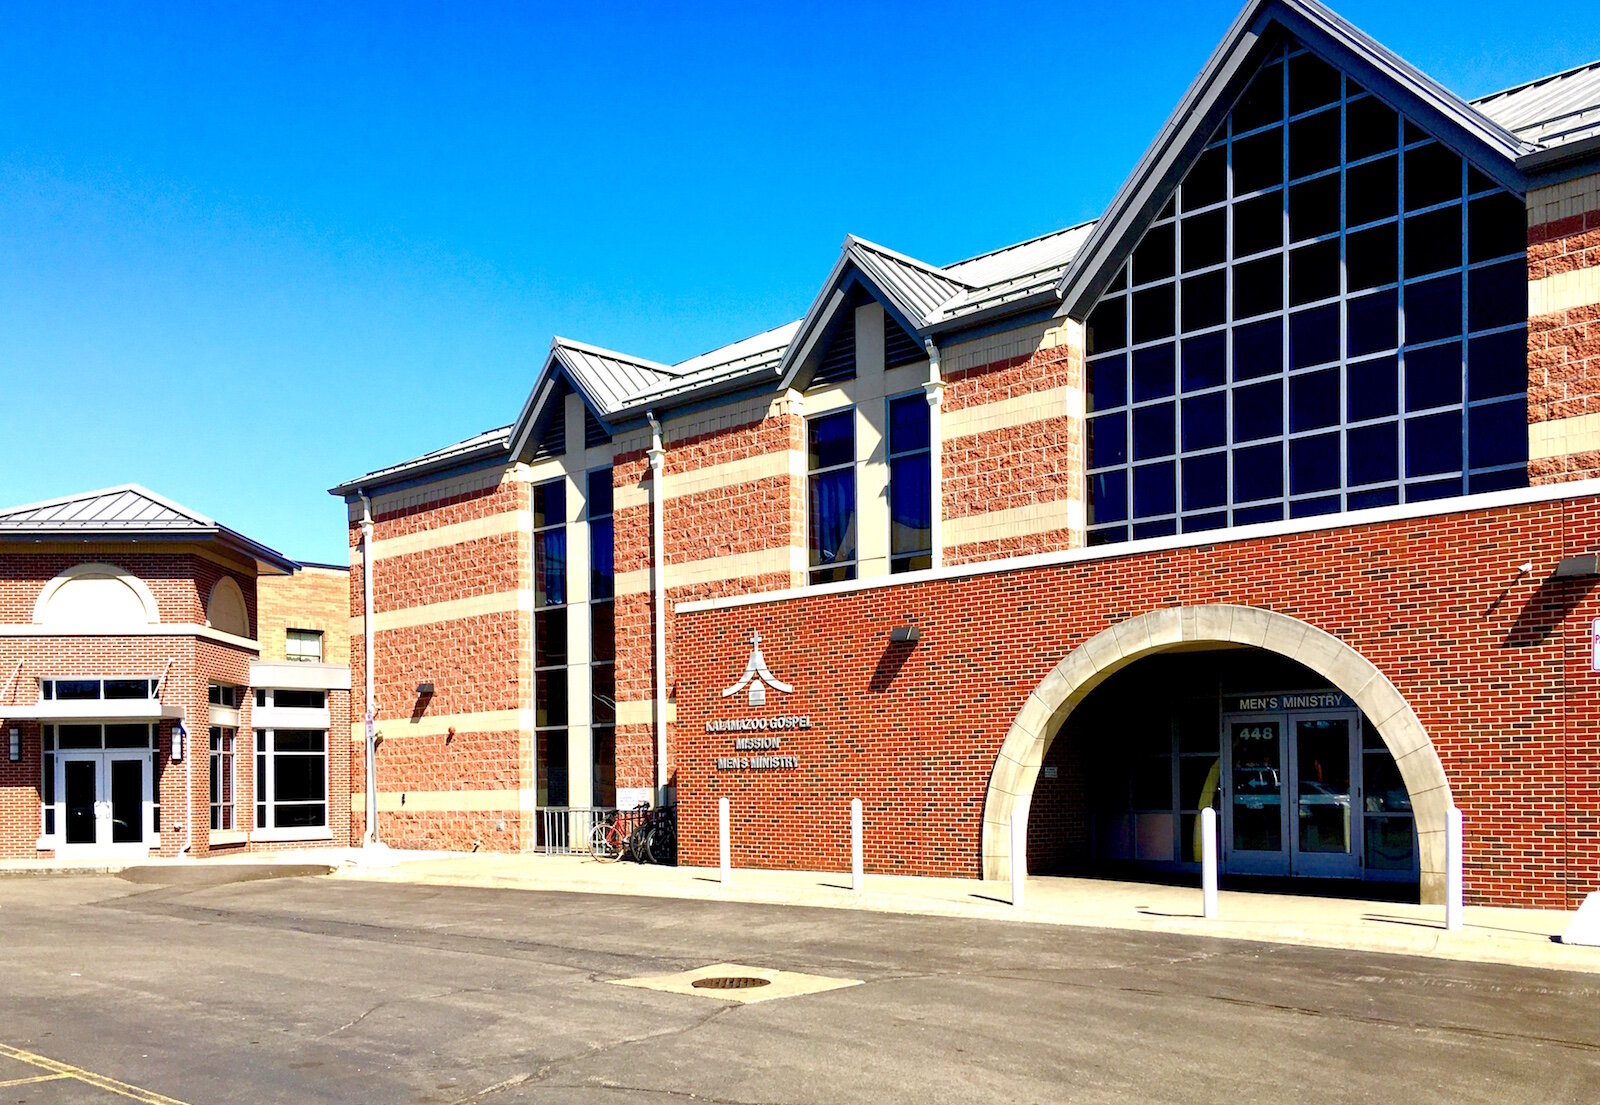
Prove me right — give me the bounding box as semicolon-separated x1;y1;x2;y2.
0;628;349;858
942;336;1084;564
674;493;1600;909
1528;203;1600;484
348;475;531;850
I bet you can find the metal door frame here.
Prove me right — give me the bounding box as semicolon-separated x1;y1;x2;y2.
1220;711;1290;875
53;751;153;857
1287;710;1362;878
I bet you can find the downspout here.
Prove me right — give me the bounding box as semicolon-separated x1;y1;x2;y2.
647;413;669;806
359;490;379;845
183;725;193;855
923;339;944;570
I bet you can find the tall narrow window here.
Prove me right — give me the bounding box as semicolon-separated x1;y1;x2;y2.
587;469;616;808
808;410;857;584
532;480;569;807
40;727;56;838
1084;40;1527;544
209;727;236;830
887;393;933;573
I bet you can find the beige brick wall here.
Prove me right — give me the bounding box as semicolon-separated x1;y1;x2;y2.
258;564;350;666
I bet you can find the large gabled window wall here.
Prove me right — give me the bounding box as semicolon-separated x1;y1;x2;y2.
532;478;568;807
1084;42;1529;545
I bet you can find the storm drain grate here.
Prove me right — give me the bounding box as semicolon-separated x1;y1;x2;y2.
610;962;863;1004
691;976;771;991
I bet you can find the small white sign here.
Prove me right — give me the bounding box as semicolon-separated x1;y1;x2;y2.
1592;617;1600;673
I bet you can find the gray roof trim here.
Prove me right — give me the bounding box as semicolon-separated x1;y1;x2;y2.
1056;0;1532;319
330;425;513;498
0;484;297;573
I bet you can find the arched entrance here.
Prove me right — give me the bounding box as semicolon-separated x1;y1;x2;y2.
981;605;1454;903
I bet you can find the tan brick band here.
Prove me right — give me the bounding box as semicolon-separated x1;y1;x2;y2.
1530;412;1600;461
351;590;528;633
1529;268;1600;316
944;499;1083;549
354;511;529;564
353;789;532;812
353;709;530;742
942;386;1082;440
616;547;801;596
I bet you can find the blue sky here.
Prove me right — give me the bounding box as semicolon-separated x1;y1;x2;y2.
2;1;1596;564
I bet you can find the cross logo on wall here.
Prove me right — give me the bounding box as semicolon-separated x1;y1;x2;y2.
721;630;795;707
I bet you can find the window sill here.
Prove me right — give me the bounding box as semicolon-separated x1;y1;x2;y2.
208;830;248;846
250;827;333;843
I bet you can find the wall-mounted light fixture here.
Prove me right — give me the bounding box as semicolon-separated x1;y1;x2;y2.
416;681;435;696
1555;554;1599;579
8;728;18;763
889;624;921;644
171;721;186;763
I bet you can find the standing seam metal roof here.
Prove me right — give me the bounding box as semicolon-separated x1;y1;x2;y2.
1472;59;1600;151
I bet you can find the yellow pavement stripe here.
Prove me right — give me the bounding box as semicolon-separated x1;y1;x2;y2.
0;1072;70;1088
0;1042;194;1105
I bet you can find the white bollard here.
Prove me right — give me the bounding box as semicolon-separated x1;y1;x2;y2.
1010;805;1027;909
850;798;864;892
1445;805;1464;931
1200;806;1218;920
719;796;731;886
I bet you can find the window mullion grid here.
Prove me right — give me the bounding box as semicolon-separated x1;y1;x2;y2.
1279;55;1291;523
1338;71;1351;513
1458;159;1471;493
1224;103;1237;525
1395;109;1408;501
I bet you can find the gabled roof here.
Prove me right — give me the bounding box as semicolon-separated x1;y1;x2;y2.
0;484;297;572
1473;59;1600;156
1056;0;1539;318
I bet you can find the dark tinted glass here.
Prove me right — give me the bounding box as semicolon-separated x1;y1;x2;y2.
1183;453;1227;510
1087;296;1127;355
1290;367;1340;431
1133;403;1177;460
1088;355;1128;410
1288;109;1340;179
808;410;854;469
1468;399;1529;470
532;480;564;529
1133;462;1176;517
1233;317;1283;379
1468;259;1527;333
1132;344;1177;402
1183;146;1228;211
1234;254;1283;318
1233;442;1283;502
1288;174;1340;241
1182;210;1227;270
1133;222;1176;284
1233;129;1284;194
1404;274;1462;344
1347;223;1398;291
1132;286;1176;343
1404;342;1462;411
1345;96;1398;160
888;393;931;454
1289;239;1339;305
1467;330;1528;401
1232;62;1284;133
1182;333;1228;391
1404;143;1462;210
1290;305;1339;369
1405;411;1462;477
1347;356;1399;422
1404;206;1463;276
1234;379;1283;442
585;471;612;518
1181;271;1227;332
1468;192;1527;262
1234;191;1284;257
1348;289;1399;356
1346;156;1398;226
1288;52;1341;115
1182;392;1227;452
1290;432;1341;494
1347;422;1398;484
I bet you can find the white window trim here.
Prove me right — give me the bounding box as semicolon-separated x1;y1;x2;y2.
805;406;860;585
209;725;237;833
253;727;330;835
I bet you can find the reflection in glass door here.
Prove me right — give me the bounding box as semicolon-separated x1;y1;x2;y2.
1291;715;1360;877
1225;717;1289;875
63;758;97;846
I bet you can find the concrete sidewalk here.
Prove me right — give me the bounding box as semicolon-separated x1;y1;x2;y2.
327;848;1600;975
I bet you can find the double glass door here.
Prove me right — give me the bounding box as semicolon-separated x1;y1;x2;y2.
1223;711;1359;878
56;752;151;855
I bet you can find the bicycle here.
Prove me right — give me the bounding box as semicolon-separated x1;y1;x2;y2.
589;803;646;862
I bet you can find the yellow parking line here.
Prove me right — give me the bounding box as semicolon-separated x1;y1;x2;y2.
0;1073;71;1088
0;1042;194;1105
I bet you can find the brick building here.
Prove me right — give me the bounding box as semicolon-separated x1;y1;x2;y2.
0;485;351;859
333;0;1600;906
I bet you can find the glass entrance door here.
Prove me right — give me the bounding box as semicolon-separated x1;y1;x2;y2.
54;752;151;855
1224;715;1289;875
1290;714;1360;878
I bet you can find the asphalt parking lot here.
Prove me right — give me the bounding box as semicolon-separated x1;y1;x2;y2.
0;871;1596;1104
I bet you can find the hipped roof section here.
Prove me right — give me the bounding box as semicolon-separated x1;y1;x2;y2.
336;0;1600;497
0;483;297;573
